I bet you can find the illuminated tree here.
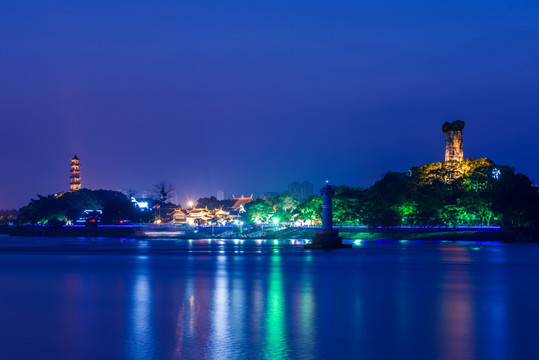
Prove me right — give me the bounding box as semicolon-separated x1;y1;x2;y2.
411;158;494;185
271;193;298;213
295;196;322;223
244;199;274;223
397;201;418;225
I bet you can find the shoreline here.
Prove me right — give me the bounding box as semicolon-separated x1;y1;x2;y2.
5;225;538;242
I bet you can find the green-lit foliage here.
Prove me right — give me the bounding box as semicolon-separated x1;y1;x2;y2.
17;158;539;228
295;196;322;223
397;201;418;224
244;199;274;223
272;193;298;213
244;193;299;224
291;158;539;227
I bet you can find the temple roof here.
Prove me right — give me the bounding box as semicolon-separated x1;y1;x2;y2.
231;194;253;210
232;194;253;200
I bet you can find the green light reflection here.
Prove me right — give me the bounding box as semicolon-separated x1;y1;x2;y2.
264;254;287;359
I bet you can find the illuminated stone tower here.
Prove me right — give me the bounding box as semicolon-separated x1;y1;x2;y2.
70;155;81;192
442;120;465;161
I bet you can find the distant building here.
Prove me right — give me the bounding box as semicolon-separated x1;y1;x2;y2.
216;189;232;201
288;181;313;201
70;155;81;192
141;190;152;199
260;192;279;201
442;120;465;162
0;209;18;225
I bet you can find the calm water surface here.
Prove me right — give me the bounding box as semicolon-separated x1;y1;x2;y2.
1;235;539;360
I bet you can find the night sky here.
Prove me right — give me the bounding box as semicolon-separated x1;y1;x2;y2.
1;0;539;208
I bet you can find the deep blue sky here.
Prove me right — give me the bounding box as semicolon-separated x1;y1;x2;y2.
1;0;539;208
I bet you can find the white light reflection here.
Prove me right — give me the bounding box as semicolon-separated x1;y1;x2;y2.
299;258;315;357
128;259;154;359
173;265;195;358
209;255;232;358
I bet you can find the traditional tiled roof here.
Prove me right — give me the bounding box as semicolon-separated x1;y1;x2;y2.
231;194;253;210
171;206;232;224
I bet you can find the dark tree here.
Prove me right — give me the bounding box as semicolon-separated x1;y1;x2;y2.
153;181;174;204
126;189;138;199
17;189;128;224
102;199;136;223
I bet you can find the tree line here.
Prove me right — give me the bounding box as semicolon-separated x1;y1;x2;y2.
16;158;539;228
244;158;539;227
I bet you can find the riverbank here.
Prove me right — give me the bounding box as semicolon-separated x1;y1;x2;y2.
7;225;538;242
263;226;531;242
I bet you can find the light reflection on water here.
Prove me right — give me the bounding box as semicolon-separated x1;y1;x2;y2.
264;254;287;359
0;238;538;359
128;265;154;360
209;255;232;359
439;257;475;360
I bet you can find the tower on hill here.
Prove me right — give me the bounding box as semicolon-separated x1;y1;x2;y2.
70;155;81;192
442;120;465;161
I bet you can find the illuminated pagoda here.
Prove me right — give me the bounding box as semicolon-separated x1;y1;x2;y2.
442;120;465;161
70;155;82;192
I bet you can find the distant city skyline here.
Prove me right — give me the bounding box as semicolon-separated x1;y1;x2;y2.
2;0;539;208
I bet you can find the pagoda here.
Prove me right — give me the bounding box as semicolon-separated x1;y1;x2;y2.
70;155;81;192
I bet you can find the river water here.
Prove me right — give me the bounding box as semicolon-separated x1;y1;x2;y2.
0;235;538;360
